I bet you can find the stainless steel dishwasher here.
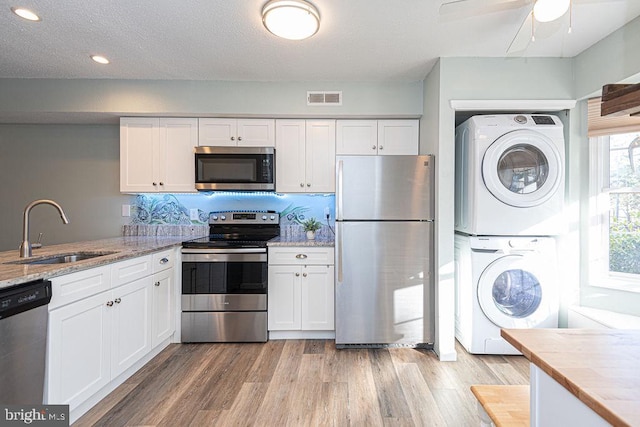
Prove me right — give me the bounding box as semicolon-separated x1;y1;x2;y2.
0;279;52;404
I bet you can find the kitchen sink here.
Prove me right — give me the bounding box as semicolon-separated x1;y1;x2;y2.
10;251;117;265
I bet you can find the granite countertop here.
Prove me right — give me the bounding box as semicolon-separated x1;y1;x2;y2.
501;328;640;427
0;236;187;289
267;235;334;247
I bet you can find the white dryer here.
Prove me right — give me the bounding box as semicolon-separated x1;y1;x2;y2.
455;114;565;236
454;234;559;355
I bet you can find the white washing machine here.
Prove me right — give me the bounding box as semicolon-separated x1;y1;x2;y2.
454;234;559;355
455;114;565;236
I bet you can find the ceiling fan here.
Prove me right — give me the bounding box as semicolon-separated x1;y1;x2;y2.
439;0;624;54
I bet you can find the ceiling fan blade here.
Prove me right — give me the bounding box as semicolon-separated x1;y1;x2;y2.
506;10;534;54
439;0;530;16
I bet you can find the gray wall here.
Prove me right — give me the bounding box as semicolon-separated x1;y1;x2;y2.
0;124;132;251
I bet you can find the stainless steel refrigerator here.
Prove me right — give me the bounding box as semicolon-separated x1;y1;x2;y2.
335;155;435;347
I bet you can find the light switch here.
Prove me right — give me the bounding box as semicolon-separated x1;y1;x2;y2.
190;209;199;221
122;204;131;217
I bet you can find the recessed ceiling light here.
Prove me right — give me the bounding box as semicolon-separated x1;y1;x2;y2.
11;7;41;21
90;55;110;65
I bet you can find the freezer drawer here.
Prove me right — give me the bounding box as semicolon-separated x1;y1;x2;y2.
335;221;434;345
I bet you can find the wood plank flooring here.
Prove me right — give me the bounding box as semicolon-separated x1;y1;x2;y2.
74;340;529;427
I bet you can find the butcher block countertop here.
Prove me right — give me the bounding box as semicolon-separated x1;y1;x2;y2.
0;236;186;289
501;328;640;427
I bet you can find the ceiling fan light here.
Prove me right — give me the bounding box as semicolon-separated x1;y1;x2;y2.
533;0;570;23
262;0;320;41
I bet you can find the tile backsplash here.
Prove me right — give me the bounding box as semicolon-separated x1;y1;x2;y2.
129;193;335;227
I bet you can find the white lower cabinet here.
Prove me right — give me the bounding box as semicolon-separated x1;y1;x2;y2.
268;247;334;335
46;249;177;420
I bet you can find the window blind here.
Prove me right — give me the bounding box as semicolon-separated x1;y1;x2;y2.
588;97;640;137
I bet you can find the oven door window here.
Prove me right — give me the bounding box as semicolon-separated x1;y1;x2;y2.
182;262;267;294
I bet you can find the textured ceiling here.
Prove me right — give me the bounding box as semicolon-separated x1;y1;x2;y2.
1;0;639;82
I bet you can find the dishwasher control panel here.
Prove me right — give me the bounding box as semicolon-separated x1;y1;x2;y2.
0;279;52;319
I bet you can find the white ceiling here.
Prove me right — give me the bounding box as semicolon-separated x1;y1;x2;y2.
1;0;640;82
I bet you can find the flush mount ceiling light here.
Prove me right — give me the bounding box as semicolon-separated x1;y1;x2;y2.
90;55;110;65
10;7;41;21
262;0;320;41
533;0;570;23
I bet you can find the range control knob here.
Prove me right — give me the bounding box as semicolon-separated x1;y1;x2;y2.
262;215;267;220
270;215;276;220
514;115;527;124
220;215;226;220
211;215;218;221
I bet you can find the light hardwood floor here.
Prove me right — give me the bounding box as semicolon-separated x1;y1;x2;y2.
74;340;529;426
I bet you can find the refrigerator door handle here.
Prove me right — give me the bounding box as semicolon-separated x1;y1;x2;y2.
337;224;343;283
337;160;344;221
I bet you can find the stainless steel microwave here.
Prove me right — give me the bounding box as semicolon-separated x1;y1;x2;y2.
194;146;275;191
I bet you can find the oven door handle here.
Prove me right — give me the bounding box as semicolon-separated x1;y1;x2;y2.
182;252;267;263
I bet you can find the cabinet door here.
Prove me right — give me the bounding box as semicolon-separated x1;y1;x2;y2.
198;118;237;146
268;265;302;330
336;120;378;155
48;292;111;408
120;117;160;192
301;265;335;330
377;120;419;155
110;277;153;378
305;120;336;193
275;120;306;193
151;268;175;348
158;118;198;192
237;119;275;147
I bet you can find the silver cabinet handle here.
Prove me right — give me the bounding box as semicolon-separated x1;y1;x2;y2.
155;281;160;286
238;136;242;141
295;272;300;277
114;298;121;304
152;182;157;186
106;301;114;307
159;182;164;186
379;146;383;150
300;183;304;187
372;145;377;150
303;273;307;277
159;257;169;264
307;183;311;187
230;136;235;141
295;254;308;259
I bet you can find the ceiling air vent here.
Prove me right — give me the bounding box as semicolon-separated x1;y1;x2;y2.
307;91;342;106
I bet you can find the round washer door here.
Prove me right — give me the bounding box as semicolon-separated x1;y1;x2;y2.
482;129;562;207
477;254;553;328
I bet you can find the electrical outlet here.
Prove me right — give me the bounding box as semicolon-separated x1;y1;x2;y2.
190;209;199;221
122;204;131;217
324;206;331;219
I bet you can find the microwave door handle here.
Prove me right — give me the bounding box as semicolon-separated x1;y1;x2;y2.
337;160;344;221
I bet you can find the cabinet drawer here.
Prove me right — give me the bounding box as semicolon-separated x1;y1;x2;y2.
49;265;112;309
268;247;334;265
152;249;175;273
111;255;152;288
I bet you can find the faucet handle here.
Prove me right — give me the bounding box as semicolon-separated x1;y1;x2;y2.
32;232;43;249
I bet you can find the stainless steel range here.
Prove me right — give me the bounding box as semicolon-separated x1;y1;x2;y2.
181;211;279;343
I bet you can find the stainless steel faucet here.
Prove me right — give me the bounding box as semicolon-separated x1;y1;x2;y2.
19;199;70;258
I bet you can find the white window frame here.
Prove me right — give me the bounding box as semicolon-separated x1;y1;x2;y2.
588;135;640;293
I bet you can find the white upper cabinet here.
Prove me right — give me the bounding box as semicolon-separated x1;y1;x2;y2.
275;119;335;193
120;117;197;193
198;118;275;147
336;119;418;155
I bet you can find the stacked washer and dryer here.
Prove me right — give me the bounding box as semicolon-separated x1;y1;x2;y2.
454;114;564;355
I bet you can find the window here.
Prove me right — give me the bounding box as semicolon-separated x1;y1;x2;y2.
589;131;640;289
